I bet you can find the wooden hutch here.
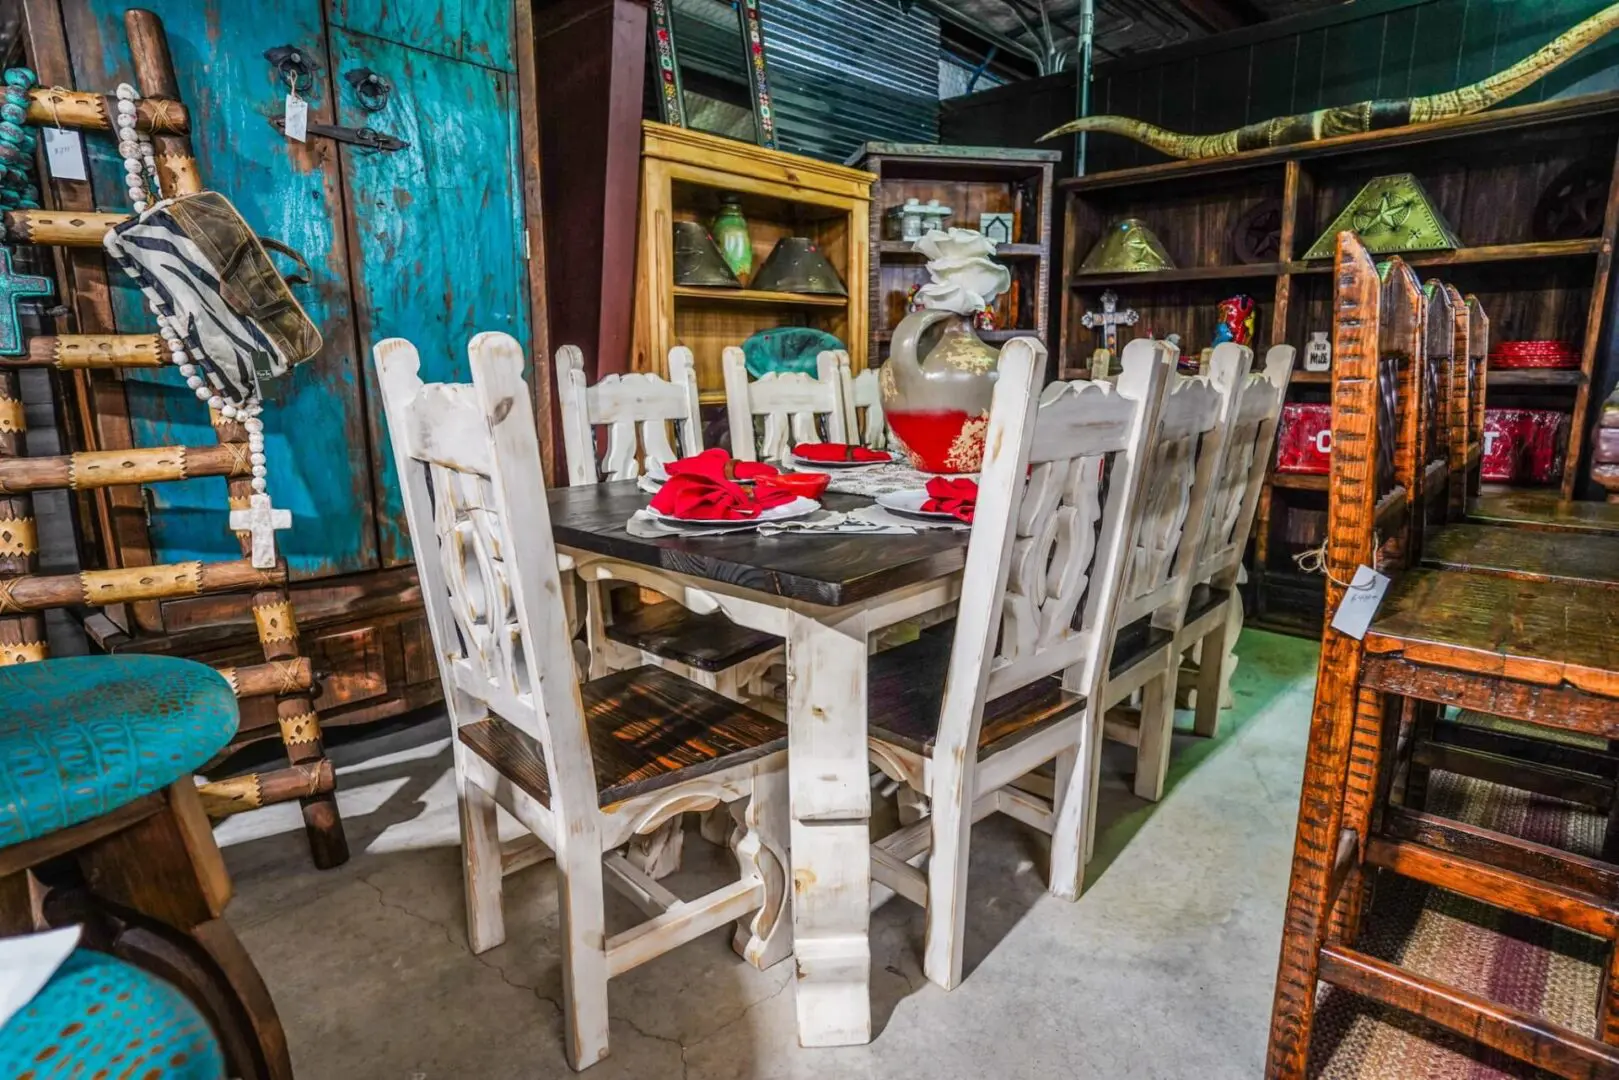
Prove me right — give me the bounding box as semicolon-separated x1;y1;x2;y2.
847;143;1060;371
1057;91;1619;634
632;121;874;400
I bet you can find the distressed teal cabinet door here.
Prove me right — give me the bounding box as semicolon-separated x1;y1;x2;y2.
327;10;529;566
331;0;514;70
63;0;380;581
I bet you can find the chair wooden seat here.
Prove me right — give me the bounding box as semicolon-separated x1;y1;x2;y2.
1468;492;1619;537
1422;523;1619;588
866;631;1083;757
1364;570;1619;699
604;601;781;673
457;665;786;808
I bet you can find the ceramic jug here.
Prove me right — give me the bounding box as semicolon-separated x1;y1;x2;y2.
881;308;1000;473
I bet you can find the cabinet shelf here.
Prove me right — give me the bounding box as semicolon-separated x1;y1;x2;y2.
1271;472;1330;491
873;326;1040;344
1070;262;1284;289
672;284;849;309
877;240;1043;258
1484;368;1586;387
1289;238;1603;274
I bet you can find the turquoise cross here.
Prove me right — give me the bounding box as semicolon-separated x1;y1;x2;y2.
0;245;50;355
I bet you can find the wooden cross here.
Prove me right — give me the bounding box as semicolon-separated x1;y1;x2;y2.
0;246;53;356
1081;289;1138;357
230;493;291;569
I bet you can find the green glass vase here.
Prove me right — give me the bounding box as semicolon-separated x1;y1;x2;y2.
711;193;753;283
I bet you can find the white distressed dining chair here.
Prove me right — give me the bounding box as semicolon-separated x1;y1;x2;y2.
1092;342;1249;835
555;343;702;485
833;350;887;451
376;331;792;1071
865;336;1173;991
554;343;780;694
722;345;850;465
1175;344;1295;737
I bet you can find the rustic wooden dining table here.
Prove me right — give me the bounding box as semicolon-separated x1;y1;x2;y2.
548;479;970;1047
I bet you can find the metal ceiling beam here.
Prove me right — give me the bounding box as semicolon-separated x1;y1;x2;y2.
1176;0;1265;34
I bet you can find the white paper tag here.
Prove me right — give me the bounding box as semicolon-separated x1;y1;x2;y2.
1330;565;1391;641
42;128;87;181
283;93;308;142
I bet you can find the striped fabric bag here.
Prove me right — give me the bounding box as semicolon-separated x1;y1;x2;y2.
102;191;323;405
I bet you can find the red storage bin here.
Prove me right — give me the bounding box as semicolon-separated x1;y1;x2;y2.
1275;403;1332;475
1482;408;1570;484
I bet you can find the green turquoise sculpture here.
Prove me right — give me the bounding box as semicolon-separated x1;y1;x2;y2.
741;327;845;378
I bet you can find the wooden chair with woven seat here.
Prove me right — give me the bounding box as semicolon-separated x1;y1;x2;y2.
864;335;1171;992
722;345;850;466
377;331;792;1071
0;654;292;1080
1266;233;1619;1080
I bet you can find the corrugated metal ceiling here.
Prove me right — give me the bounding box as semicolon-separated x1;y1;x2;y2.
923;0;1344;68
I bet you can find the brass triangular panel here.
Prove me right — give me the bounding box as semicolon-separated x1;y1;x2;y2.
1303;174;1460;261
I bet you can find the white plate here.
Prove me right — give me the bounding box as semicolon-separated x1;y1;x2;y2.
789;449;898;470
647;495;820;528
875;489;963;520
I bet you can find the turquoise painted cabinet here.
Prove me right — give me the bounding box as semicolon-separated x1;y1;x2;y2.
60;0;530;580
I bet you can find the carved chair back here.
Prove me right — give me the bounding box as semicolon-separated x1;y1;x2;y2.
1324;238;1425;588
1114;342;1245;631
1195;344;1295;588
722;346;850;464
1413;281;1458;543
835;354;887;450
932;337;1171;748
378;332;602;843
555;344;703;486
1464;294;1489;503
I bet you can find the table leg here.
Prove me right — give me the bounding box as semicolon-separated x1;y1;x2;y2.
785;608;872;1047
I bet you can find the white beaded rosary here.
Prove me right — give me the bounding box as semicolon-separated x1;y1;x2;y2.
115;82;284;567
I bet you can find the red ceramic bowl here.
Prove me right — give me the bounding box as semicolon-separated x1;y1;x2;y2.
758;472;829;500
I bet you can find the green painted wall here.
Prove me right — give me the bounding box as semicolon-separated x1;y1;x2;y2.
1089;0;1619;172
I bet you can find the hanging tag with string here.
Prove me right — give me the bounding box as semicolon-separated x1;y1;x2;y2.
40;88;86;181
282;72;308;143
1295;540;1391;641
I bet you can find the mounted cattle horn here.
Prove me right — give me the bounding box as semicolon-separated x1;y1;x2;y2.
1040;2;1619;159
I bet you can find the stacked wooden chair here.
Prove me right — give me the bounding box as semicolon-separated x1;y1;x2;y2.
1266;232;1619;1079
722;344;850;465
377;331;792;1070
865;336;1172;991
0;9;344;866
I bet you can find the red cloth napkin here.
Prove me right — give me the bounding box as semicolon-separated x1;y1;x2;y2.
790;442;890;463
650;449;793;520
923;477;978;523
666;447;779;482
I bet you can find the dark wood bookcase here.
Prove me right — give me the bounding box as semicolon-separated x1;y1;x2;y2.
849;143;1061;370
1056;91;1619;635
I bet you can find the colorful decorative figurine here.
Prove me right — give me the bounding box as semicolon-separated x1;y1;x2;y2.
1039;5;1619;158
1304;331;1332;372
710;193;753;281
1078;218;1175;274
1302;174;1459;260
880;228;1010;473
1213;294;1256;347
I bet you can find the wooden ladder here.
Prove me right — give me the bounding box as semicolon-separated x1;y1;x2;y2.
0;8;347;868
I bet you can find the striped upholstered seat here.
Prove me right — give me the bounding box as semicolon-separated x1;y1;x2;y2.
0;656;237;849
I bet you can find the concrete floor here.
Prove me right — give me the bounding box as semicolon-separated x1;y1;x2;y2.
214;629;1319;1080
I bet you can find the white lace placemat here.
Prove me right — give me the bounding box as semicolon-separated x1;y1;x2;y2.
624;504;967;538
785;461;942;497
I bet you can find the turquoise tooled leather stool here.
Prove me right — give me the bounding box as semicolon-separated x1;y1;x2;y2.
0;947;225;1079
0;655;293;1080
0;655;237;847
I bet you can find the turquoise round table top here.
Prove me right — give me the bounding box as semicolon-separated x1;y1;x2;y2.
0;947;225;1079
0;655;237;850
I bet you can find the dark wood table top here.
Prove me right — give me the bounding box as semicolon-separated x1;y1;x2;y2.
547;481;969;608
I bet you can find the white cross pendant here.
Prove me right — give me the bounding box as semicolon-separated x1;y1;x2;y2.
230;493;292;569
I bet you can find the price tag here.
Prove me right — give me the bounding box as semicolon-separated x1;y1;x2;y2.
1329;565;1391;641
283;92;308;143
42;128;87;181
